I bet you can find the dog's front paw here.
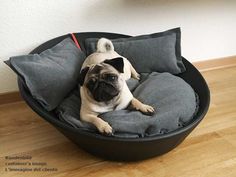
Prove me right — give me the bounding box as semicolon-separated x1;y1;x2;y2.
140;104;155;116
97;121;113;135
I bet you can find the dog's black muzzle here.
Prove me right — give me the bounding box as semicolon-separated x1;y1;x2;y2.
92;81;119;102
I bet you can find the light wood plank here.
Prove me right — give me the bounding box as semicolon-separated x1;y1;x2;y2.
0;92;22;105
193;55;236;72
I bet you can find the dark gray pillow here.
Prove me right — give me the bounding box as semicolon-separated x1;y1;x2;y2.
85;28;185;74
5;38;85;111
56;72;199;138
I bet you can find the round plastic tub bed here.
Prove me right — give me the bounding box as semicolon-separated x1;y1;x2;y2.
18;32;210;161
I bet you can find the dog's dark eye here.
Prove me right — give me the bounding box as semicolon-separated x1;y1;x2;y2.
104;74;117;82
109;76;116;81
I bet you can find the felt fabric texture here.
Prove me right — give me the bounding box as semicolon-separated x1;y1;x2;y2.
84;28;185;74
56;72;199;138
5;38;86;111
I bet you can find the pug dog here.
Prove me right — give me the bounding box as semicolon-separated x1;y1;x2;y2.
79;38;155;134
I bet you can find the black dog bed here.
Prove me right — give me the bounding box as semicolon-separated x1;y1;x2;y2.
18;32;210;161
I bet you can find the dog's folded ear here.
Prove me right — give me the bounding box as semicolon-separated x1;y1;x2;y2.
78;67;90;86
104;57;124;73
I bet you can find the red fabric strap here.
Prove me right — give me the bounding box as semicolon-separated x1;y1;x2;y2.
71;33;81;49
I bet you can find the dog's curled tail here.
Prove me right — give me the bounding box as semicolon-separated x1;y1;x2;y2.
97;38;114;53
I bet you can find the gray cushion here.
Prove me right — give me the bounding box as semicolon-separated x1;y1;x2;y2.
56;72;199;138
85;28;185;74
5;38;86;111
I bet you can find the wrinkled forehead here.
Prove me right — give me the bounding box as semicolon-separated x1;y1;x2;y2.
88;63;118;77
89;64;103;75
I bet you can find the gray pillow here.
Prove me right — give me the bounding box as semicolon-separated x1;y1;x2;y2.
56;72;199;138
85;28;185;74
5;38;85;111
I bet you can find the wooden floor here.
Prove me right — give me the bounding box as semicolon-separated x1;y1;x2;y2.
1;66;236;177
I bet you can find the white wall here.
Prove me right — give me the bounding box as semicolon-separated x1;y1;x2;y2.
0;0;236;93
